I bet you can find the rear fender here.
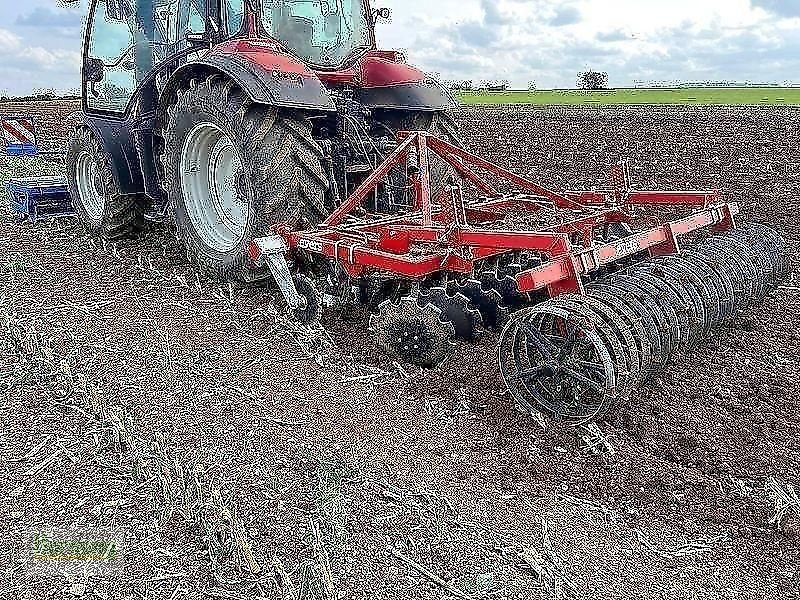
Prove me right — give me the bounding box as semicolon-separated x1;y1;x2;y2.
157;40;336;128
355;55;458;111
355;82;457;112
67;111;145;197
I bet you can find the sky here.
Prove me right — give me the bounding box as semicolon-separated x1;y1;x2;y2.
0;0;799;95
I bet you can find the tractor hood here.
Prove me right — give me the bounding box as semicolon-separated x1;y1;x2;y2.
318;52;458;111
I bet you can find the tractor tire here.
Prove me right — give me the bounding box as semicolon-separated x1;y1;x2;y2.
395;110;462;147
161;74;329;281
431;111;463;144
65;126;143;239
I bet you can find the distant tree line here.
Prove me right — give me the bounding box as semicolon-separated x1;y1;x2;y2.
445;79;514;92
577;70;609;90
0;88;81;103
438;71;613;93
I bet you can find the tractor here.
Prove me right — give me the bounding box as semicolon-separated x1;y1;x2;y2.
67;0;458;281
65;0;789;426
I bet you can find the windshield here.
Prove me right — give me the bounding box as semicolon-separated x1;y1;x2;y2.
261;0;372;67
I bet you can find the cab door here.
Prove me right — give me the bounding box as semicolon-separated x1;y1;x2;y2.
81;0;246;203
83;0;141;114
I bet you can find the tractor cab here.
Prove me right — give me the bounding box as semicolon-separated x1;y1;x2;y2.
83;0;224;112
82;0;377;113
261;0;375;69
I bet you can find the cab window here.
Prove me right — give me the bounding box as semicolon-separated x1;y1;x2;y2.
85;0;137;112
86;0;211;113
225;0;245;34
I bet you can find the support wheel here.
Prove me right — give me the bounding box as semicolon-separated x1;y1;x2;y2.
65;126;143;239
292;274;322;324
499;304;618;425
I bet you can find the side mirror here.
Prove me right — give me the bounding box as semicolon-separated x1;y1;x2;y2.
84;57;105;83
375;7;391;21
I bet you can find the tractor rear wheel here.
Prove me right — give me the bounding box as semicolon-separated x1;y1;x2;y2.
65;126;143;239
161;75;329;281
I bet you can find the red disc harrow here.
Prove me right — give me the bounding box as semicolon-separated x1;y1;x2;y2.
249;131;788;425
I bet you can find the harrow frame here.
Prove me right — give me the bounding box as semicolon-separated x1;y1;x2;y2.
277;131;738;296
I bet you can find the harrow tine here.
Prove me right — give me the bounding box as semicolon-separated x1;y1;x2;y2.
456;279;510;330
661;254;721;335
541;296;636;400
704;235;765;299
685;250;738;323
419;286;484;341
632;259;707;348
617;271;684;357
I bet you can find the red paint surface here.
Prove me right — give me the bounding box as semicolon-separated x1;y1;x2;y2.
357;55;427;87
317;54;427;87
212;40;316;77
212;41;426;89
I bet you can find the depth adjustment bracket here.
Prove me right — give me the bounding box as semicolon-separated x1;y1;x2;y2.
249;235;305;311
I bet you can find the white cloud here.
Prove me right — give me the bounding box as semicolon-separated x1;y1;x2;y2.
0;26;80;94
0;28;21;52
0;0;799;94
379;0;800;87
21;47;81;71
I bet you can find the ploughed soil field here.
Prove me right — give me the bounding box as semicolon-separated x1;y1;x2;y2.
1;101;799;600
0;100;80;152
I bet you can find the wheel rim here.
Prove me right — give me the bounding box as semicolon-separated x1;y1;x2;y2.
180;122;248;253
75;150;104;221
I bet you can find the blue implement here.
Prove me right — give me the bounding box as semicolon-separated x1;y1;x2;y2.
7;176;75;223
